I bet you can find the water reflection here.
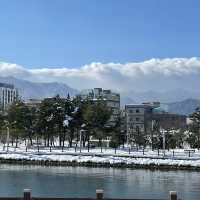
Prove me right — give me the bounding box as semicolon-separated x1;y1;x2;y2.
0;165;199;199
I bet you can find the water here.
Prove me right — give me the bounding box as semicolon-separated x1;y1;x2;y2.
0;165;199;200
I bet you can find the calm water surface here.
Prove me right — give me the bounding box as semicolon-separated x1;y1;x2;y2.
0;164;199;200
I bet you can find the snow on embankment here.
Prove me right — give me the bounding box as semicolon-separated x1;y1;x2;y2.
1;152;200;170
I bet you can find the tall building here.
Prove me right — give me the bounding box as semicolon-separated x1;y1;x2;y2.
0;83;18;111
79;88;120;126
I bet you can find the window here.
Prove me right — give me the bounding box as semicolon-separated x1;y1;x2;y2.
136;109;140;113
129;109;133;113
136;117;140;122
136;125;140;131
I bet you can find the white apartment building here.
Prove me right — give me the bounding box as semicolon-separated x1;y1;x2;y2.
79;88;120;126
0;83;17;111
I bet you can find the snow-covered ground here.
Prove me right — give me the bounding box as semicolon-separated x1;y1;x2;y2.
1;144;200;168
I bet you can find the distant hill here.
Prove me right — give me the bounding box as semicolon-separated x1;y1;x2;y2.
1;77;200;116
166;99;200;116
0;76;78;100
120;96;200;116
126;89;200;103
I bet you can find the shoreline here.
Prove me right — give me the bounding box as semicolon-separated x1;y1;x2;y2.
1;157;200;171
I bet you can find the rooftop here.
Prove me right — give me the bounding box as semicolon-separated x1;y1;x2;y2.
125;102;160;108
0;82;15;89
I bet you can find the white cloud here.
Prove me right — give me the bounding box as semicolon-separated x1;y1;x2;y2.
1;57;200;92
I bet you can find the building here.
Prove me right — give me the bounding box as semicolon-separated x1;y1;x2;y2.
152;108;187;130
79;88;120;126
125;102;187;146
24;99;42;108
0;83;18;111
125;102;159;144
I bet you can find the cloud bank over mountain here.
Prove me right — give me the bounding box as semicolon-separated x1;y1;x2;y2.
1;57;200;93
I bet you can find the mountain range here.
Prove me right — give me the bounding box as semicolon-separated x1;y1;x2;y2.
0;76;200;115
123;89;200;103
0;76;78;100
166;99;200;116
121;96;200;116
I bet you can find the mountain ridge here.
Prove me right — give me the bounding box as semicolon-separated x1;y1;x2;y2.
166;98;200;116
0;76;199;115
0;76;78;100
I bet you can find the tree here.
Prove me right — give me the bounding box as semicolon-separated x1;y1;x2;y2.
83;99;112;151
53;96;66;147
24;106;39;145
0;112;7;145
167;128;186;149
132;126;148;149
7;100;28;147
37;98;57;146
68;96;85;148
189;107;200;149
61;94;77;147
0;112;5;130
109;116;122;148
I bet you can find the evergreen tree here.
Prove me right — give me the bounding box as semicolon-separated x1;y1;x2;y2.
83;99;112;150
37;98;56;146
189;107;200;149
7;100;28;146
109;116;122;148
24;106;39;145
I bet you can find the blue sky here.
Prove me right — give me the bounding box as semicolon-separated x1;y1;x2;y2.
0;0;200;68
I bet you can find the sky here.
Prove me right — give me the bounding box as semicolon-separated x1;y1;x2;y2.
0;0;200;93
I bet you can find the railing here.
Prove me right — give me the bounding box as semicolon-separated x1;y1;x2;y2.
0;189;179;200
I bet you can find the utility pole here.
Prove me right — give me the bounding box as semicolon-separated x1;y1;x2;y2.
126;128;130;146
6;126;10;152
151;120;155;151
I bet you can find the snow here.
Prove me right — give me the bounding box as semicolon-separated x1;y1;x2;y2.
72;107;79;114
63;114;73;127
63;120;69;127
1;145;200;168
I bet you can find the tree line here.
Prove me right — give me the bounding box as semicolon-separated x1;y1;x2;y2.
0;95;200;150
0;95;122;150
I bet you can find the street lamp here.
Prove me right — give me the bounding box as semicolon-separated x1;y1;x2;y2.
80;124;86;153
6;126;10;152
127;128;130;145
3;120;10;152
151;120;155;150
